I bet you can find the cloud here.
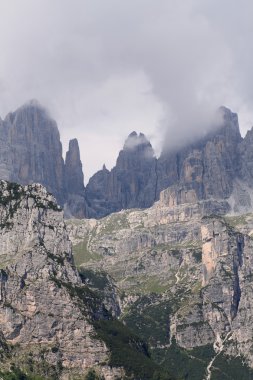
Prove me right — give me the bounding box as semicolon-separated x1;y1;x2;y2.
0;1;253;179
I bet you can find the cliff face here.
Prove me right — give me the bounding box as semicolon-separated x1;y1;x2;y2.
0;181;113;379
157;107;242;201
67;190;253;379
0;101;86;218
0;101;65;204
86;132;157;218
0;180;174;380
64;138;87;218
1;102;253;220
85;107;247;218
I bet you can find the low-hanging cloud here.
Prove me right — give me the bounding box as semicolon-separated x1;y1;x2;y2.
0;0;253;180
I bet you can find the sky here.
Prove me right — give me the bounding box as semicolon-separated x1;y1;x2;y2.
1;1;253;183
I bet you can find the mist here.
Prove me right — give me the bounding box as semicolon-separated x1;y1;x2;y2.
1;1;253;181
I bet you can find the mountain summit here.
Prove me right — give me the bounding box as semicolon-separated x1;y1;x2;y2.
0;101;86;217
1;102;253;218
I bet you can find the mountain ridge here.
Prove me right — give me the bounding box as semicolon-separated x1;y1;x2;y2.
0;101;253;219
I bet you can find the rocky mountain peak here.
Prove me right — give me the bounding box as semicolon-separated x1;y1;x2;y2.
64;138;87;218
0;180;127;379
4;99;57;134
0;102;65;204
118;132;155;169
0;102;89;218
123;131;153;152
65;138;84;193
213;106;242;143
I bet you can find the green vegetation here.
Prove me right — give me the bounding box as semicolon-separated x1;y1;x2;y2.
135;275;170;294
192;248;202;263
72;240;101;266
0;182;24;228
78;268;110;290
224;214;251;229
93;319;174;380
123;295;171;346
85;369;104;380
0;367;44;380
46;251;64;265
153;340;215;380
51;277;108;318
211;353;253;379
100;212;130;234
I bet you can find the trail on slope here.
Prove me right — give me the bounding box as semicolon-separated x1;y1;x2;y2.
204;332;231;380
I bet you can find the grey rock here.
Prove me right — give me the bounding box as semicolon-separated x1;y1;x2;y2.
86;107;244;218
86;131;157;218
67;190;253;369
156;106;242;202
0;100;65;204
64;138;87;218
0;180;124;379
0;101;86;219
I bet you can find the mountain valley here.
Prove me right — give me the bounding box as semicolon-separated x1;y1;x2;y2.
1;102;253;379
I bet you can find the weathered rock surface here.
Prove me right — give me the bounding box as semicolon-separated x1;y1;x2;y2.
86;132;157;218
0;180;126;379
67;188;253;378
64;138;87;218
85;107;253;218
157;107;242;202
2;102;253;220
0;101;65;204
0;101;86;218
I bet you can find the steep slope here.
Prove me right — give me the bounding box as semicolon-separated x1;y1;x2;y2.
86;132;157;218
1;102;253;220
85;107;247;218
0;100;65;204
67;190;253;379
64;138;87;218
157;107;242;202
0;101;86;218
0;180;174;380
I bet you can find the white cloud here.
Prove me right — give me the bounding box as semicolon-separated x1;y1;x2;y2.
0;1;253;179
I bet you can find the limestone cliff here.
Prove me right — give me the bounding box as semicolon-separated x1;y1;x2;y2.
86;132;157;218
0;180;119;379
156;107;242;202
67;189;253;379
64;138;87;218
0;180;174;380
0;100;65;204
1;102;253;220
85;107;249;218
0;101;86;218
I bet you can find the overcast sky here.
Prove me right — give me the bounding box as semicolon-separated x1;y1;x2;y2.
1;1;253;183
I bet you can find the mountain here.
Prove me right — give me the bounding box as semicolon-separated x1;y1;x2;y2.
86;107;247;218
0;101;87;218
86;131;157;218
67;188;253;380
64;138;87;218
156;106;242;202
0;180;174;380
2;102;253;379
1;101;253;220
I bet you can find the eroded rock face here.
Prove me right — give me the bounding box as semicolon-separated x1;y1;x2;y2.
156;107;242;202
86;131;157;218
1;102;253;220
85;107;247;218
67;190;253;371
0;101;65;204
0;101;86;219
64;138;87;218
0;180;123;379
